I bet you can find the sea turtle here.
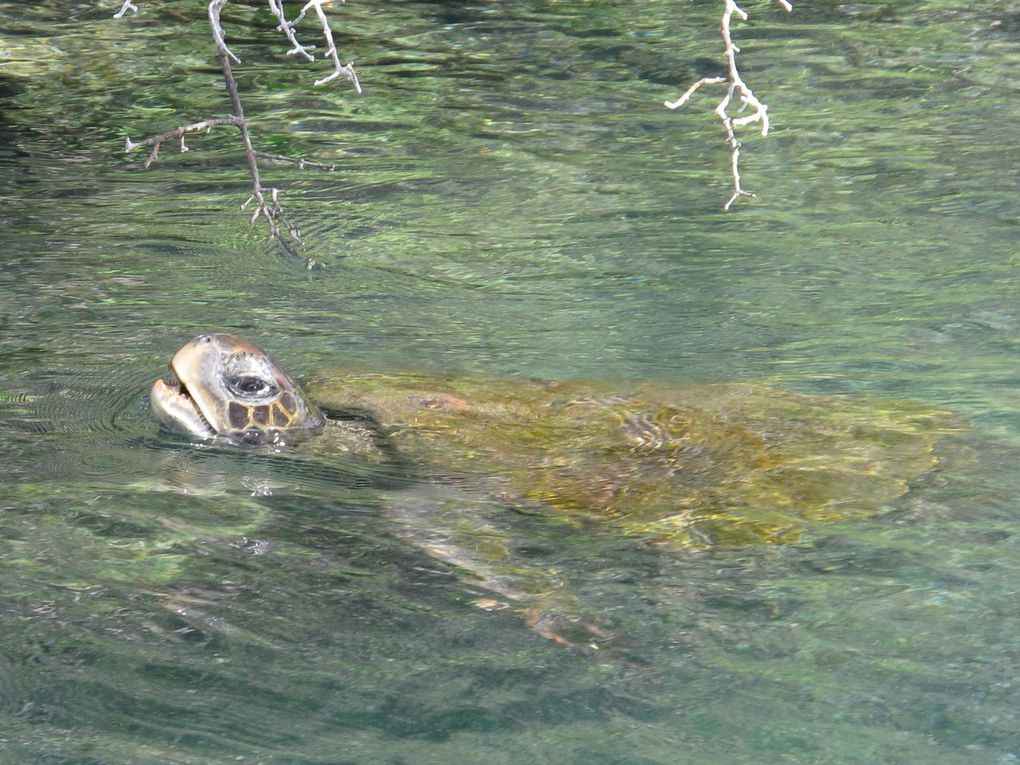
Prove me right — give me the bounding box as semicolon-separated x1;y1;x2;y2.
151;333;324;445
151;333;958;645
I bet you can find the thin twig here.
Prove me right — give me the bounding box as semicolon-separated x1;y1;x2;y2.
257;151;338;171
266;0;316;61
266;0;361;91
125;117;243;168
303;0;362;90
118;0;360;268
665;0;793;210
664;76;727;110
113;1;138;18
209;0;242;64
209;0;304;258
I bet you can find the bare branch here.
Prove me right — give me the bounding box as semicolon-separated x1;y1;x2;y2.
208;0;294;254
264;0;362;92
208;0;242;64
266;0;316;61
118;0;360;267
241;186;314;265
113;1;138;18
665;0;793;210
304;0;362;90
125;117;243;168
257;151;338;171
664;76;726;110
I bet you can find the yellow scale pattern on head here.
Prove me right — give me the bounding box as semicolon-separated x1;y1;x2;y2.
227;392;298;433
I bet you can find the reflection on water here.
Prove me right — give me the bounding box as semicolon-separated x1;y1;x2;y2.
2;1;1020;762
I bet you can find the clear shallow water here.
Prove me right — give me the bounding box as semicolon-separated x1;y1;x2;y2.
1;1;1020;762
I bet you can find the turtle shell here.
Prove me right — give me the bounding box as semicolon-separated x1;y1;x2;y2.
307;372;959;547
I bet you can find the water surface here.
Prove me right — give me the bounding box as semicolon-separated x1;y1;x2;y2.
1;1;1019;763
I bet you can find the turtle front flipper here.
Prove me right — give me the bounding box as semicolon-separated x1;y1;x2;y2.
381;481;616;652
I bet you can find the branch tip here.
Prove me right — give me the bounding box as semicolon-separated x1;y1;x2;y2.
123;0;361;263
666;0;792;209
113;1;138;19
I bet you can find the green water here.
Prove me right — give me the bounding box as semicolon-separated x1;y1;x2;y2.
2;1;1020;762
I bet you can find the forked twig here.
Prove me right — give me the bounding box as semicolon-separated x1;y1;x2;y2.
124;117;243;168
113;1;138;18
666;0;793;210
118;0;360;267
266;0;361;91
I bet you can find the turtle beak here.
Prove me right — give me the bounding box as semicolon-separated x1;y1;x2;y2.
150;363;216;439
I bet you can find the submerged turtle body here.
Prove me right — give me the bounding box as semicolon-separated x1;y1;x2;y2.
152;334;954;548
307;372;952;548
152;334;957;643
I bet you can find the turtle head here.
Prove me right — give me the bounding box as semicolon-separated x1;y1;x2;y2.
151;333;323;445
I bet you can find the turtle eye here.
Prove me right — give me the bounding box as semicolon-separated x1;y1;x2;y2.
227;375;276;398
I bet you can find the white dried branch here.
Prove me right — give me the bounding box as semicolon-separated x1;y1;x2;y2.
665;0;793;210
113;1;138;18
264;0;362;92
125;117;243;168
664;76;726;110
118;0;356;267
266;0;316;61
304;0;361;90
208;0;242;64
